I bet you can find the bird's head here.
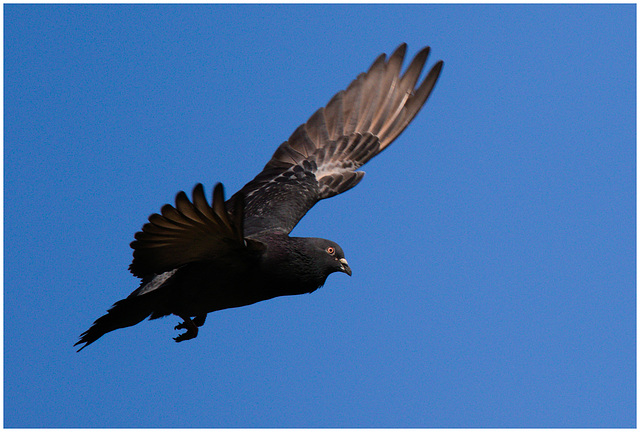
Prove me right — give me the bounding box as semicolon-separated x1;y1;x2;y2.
308;238;352;277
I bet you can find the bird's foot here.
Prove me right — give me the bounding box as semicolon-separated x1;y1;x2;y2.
173;331;197;343
173;317;198;343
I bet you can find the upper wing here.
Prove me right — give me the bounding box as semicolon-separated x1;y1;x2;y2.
129;183;256;278
229;44;443;237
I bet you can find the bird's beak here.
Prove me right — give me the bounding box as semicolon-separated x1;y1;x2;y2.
339;258;352;276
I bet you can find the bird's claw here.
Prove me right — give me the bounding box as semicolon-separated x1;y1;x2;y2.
173;332;193;343
173;319;198;342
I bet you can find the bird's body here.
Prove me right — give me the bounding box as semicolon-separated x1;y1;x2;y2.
76;44;443;351
148;234;347;317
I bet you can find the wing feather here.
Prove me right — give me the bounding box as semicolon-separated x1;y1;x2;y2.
129;183;250;277
229;44;443;236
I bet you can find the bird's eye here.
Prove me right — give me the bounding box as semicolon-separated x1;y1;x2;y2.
326;247;335;255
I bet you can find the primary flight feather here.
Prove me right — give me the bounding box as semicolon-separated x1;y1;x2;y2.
76;44;443;351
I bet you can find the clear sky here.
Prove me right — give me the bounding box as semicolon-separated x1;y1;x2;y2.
4;3;635;428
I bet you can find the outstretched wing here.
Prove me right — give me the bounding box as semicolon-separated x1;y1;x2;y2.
129;183;254;278
229;43;443;237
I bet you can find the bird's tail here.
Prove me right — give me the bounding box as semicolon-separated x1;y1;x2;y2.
75;295;155;352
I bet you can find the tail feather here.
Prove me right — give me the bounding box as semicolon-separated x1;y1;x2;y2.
75;296;155;352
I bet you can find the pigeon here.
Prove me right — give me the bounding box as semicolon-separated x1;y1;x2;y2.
75;44;443;351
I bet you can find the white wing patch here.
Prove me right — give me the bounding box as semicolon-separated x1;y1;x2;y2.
314;161;359;180
136;269;178;296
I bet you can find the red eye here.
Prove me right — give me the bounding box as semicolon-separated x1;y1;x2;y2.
326;247;335;255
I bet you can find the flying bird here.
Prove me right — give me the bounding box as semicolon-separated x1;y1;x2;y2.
76;44;443;351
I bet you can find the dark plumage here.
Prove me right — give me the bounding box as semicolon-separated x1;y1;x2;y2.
75;44;443;351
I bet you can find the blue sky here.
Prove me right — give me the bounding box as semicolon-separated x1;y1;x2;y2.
4;3;635;428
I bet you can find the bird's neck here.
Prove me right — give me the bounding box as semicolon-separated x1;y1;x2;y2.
255;234;329;294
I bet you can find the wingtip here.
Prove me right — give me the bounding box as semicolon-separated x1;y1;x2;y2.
174;190;190;208
192;182;205;196
212;182;225;200
421;59;444;92
404;46;430;78
368;52;387;73
416;45;431;58
432;59;444;74
391;43;408;60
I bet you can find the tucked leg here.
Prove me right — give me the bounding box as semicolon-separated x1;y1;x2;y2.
193;314;207;327
174;315;198;342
